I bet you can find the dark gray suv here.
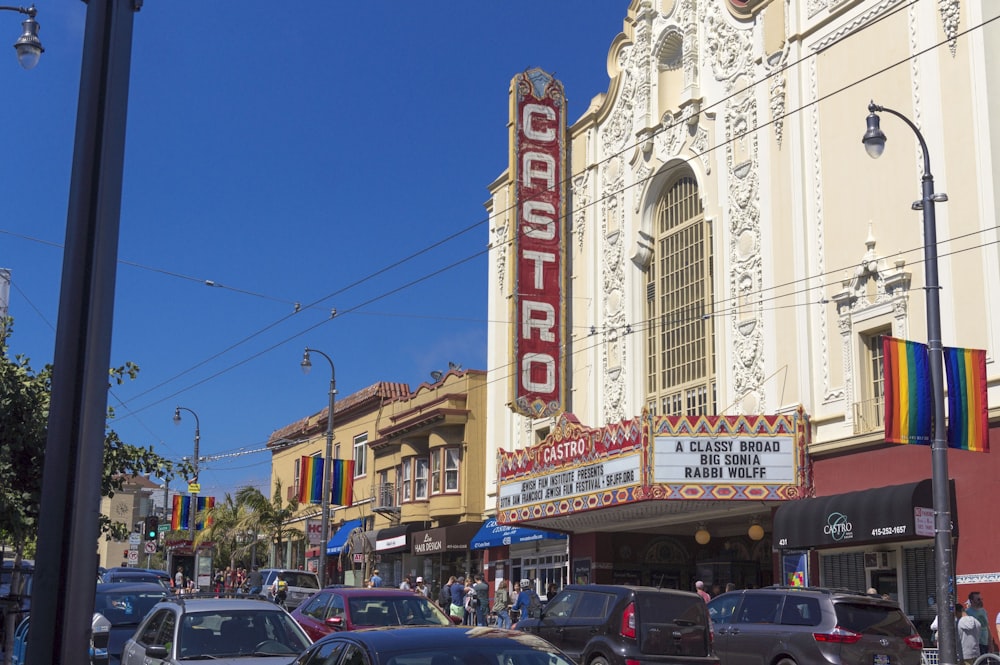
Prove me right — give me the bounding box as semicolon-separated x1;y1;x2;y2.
517;584;719;665
707;586;923;665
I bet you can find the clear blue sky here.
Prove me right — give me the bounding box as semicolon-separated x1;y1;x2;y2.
0;2;627;500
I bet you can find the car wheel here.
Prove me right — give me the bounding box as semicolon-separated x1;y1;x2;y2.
589;655;610;665
776;658;797;665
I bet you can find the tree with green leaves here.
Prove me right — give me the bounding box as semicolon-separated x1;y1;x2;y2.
0;317;191;549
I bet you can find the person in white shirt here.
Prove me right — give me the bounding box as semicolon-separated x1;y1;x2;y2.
932;603;980;664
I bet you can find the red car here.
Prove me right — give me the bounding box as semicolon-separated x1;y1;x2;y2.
290;587;455;640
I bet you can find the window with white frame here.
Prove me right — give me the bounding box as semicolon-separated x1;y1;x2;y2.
444;448;460;492
430;449;441;495
293;457;301;497
854;326;892;434
414;457;429;499
353;433;367;477
401;458;412;502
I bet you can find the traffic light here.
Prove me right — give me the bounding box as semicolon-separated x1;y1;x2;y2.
144;515;159;541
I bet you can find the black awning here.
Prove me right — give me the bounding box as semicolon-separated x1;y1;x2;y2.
374;522;427;554
773;479;957;550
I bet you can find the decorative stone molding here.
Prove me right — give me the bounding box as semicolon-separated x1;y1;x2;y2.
492;213;508;292
571;172;591;254
765;48;789;148
939;0;960;57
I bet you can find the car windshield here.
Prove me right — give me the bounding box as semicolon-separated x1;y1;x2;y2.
382;646;575;665
178;608;311;658
346;596;452;626
95;590;167;627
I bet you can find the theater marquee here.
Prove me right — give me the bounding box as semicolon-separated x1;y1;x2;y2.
497;411;809;525
509;68;567;419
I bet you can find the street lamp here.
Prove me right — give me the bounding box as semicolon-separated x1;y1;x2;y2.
301;347;337;588
0;4;43;69
174;406;202;588
862;101;955;665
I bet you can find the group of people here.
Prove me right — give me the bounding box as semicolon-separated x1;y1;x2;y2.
173;566;264;596
695;580;736;602
931;591;995;664
433;575;554;629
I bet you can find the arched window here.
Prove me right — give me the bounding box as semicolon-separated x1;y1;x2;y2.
645;173;716;415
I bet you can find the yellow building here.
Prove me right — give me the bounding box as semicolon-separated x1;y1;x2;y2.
268;368;488;588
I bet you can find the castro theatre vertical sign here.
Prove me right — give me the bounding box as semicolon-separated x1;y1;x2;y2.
510;68;567;419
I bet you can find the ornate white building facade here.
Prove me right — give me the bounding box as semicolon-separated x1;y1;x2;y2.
483;0;999;637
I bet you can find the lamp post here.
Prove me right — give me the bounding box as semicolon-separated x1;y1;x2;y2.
862;101;955;665
0;4;43;69
301;347;337;588
174;406;201;588
27;2;139;663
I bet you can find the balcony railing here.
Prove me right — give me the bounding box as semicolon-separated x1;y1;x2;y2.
373;482;399;514
853;396;885;435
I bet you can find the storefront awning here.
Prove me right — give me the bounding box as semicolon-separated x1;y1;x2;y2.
375;522;426;554
469;518;568;550
326;518;363;556
411;522;482;555
773;479;957;550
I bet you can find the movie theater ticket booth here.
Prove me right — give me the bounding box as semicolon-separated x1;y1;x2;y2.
495;410;810;592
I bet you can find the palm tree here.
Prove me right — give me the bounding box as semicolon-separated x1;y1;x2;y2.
235;480;303;568
195;492;257;574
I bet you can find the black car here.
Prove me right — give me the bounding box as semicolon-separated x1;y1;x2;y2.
94;582;170;665
102;567;171;587
517;584;718;665
707;586;923;665
290;625;577;665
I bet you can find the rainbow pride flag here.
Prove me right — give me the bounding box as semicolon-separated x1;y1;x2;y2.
298;456;325;504
944;346;989;452
171;494;187;531
882;336;933;445
196;496;215;530
331;459;355;507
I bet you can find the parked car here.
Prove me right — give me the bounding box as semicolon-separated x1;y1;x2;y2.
101;567;171;587
10;583;168;665
94;582;171;664
102;571;171;590
0;559;33;646
517;584;718;665
257;568;321;611
290;587;454;640
120;595;312;664
289;625;577;665
707;586;923;665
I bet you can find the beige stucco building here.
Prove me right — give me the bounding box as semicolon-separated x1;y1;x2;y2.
483;0;1000;636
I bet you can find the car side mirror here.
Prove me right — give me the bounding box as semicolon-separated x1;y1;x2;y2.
145;645;168;659
326;616;344;630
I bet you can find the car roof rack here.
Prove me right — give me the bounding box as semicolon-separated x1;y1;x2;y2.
765;585;871;596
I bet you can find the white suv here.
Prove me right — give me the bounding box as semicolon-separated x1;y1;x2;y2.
258;569;320;611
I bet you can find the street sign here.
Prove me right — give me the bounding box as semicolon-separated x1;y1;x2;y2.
353;553;364;563
127;549;138;564
143;541;157;554
128;533;141;546
188;483;201;493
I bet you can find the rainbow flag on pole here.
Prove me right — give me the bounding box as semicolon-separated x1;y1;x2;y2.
944;346;989;452
298;456;325;504
171;494;187;531
196;496;215;530
882;336;933;445
331;459;355;507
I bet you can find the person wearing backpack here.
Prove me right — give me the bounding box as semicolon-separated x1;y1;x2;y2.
270;572;289;609
493;579;512;629
512;579;542;623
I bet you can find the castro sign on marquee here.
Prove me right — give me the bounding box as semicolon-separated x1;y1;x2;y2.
510;68;567;419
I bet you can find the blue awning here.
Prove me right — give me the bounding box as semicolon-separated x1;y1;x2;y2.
327;518;363;555
470;518;567;550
